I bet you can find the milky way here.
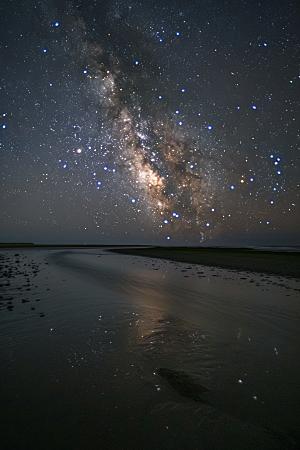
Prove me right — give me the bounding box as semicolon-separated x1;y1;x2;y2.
75;16;222;240
0;0;299;244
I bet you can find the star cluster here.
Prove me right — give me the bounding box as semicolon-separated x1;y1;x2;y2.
0;0;299;244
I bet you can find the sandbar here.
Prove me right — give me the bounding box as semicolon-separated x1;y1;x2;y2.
109;246;300;278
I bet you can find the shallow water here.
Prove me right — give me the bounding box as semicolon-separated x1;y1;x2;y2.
1;248;300;449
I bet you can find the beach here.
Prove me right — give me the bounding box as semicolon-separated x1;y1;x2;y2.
1;247;300;449
110;246;300;278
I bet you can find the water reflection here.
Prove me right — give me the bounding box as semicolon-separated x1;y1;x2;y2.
1;248;299;449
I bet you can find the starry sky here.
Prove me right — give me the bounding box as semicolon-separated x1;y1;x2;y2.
1;0;299;245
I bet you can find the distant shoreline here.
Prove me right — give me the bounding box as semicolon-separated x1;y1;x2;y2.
1;243;299;278
109;246;300;279
0;243;150;248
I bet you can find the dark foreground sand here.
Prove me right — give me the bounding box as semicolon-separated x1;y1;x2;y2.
1;247;300;449
110;247;300;278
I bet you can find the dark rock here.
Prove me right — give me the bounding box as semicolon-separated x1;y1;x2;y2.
159;368;210;402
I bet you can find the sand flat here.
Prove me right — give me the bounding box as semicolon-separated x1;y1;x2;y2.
1;247;300;449
109;246;300;278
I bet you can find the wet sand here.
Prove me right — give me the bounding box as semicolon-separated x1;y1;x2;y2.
1;247;300;449
110;247;300;278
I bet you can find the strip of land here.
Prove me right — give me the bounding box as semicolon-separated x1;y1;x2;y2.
109;247;300;278
0;243;146;248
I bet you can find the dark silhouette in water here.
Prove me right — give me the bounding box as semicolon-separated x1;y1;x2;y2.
159;368;210;402
159;368;300;448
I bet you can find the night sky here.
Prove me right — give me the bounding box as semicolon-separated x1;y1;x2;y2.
1;0;299;245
